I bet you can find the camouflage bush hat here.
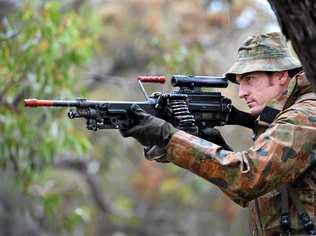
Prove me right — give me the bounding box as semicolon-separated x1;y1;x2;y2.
225;32;302;83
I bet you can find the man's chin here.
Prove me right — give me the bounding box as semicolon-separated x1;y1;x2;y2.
249;108;262;117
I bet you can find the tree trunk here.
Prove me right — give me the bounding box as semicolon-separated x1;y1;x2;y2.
267;0;316;92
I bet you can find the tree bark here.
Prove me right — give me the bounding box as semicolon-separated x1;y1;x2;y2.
267;0;316;92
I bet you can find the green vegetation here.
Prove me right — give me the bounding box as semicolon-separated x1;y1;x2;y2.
0;1;100;234
0;1;99;181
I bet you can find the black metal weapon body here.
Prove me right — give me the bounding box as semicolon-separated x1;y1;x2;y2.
24;75;255;133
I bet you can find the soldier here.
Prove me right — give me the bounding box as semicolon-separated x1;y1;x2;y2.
120;32;316;235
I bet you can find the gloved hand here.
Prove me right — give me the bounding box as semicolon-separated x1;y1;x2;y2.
120;104;178;147
199;127;233;151
144;145;169;163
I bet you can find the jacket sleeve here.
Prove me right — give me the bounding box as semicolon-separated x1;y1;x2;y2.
165;101;316;207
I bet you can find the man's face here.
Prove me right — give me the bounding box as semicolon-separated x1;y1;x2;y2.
236;71;288;117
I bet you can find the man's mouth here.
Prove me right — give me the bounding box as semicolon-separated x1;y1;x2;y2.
246;100;256;108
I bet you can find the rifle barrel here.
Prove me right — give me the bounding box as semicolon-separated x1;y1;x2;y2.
24;99;79;107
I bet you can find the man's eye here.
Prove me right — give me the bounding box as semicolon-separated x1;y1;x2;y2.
245;76;256;82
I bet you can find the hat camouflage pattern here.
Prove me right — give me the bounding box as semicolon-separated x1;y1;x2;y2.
225;32;302;83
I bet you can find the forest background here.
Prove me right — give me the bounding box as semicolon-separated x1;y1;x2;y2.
1;0;284;235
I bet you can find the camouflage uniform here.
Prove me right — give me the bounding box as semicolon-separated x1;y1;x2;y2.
165;33;316;235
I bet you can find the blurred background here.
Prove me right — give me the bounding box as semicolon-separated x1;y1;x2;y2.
0;0;280;235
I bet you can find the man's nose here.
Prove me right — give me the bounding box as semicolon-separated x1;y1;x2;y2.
238;85;248;99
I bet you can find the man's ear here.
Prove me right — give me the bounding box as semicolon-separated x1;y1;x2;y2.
275;71;289;85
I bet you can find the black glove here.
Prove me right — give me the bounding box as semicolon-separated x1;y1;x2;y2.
199;127;233;151
120;104;178;147
144;145;169;163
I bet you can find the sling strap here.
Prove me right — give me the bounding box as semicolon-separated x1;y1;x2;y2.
289;186;316;234
280;185;291;234
280;184;316;235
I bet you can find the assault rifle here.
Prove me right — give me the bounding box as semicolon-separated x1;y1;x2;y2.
24;75;255;135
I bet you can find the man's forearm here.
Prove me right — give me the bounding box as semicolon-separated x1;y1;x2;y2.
166;114;315;207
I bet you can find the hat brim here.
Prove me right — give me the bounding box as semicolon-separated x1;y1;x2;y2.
225;57;302;83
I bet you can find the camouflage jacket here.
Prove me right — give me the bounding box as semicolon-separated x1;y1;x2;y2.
165;72;316;235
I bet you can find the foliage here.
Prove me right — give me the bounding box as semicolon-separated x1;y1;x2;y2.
0;0;100;197
149;36;206;76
